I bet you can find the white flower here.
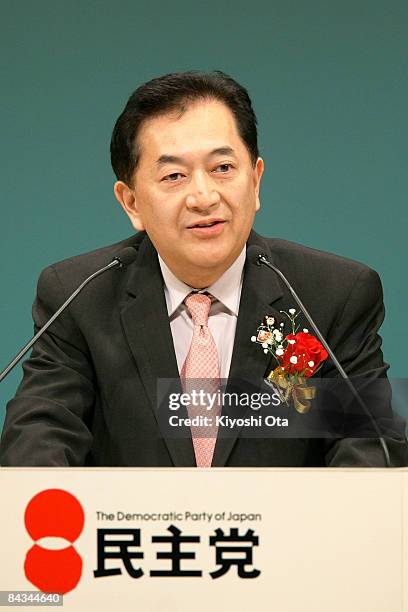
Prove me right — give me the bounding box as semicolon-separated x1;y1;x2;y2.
273;330;283;341
251;336;257;342
303;328;309;333
308;361;314;367
280;323;284;327
266;316;275;325
262;342;268;349
290;356;298;364
288;339;296;345
277;344;283;349
276;348;284;356
264;349;269;354
289;308;296;315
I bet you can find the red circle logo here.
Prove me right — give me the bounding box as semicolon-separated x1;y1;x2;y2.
24;489;84;594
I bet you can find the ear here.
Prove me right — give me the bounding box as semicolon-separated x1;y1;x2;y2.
253;157;264;212
114;181;146;231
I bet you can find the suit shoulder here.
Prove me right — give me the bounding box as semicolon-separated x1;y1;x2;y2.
34;233;147;302
38;233;144;279
264;236;377;277
257;236;382;305
53;233;144;270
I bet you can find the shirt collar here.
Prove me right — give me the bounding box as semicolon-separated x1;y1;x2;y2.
158;247;246;317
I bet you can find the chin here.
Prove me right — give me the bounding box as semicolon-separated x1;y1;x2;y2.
190;247;229;267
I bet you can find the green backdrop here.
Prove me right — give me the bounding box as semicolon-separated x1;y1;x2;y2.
1;1;407;428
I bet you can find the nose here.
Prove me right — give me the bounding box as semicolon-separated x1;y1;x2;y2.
185;171;221;211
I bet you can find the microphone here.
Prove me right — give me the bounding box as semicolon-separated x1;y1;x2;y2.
0;246;138;384
247;244;392;467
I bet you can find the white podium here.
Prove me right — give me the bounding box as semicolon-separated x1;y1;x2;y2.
0;468;407;611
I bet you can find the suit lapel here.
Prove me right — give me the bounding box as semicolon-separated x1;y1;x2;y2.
120;235;195;467
212;231;284;466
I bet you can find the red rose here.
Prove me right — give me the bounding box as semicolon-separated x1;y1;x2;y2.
279;332;328;377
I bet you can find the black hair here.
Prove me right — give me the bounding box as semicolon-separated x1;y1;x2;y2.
110;70;258;185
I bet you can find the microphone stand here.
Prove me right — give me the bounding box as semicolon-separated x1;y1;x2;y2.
0;248;137;384
255;252;391;467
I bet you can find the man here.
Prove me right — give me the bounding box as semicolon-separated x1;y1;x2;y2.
1;71;407;466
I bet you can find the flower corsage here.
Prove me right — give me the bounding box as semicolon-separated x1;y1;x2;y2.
251;309;328;413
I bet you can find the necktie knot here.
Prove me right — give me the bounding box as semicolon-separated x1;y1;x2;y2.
184;292;213;326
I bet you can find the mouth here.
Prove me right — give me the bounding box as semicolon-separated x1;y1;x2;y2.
186;219;227;237
187;219;226;229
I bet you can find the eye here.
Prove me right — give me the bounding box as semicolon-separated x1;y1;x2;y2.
214;163;233;173
162;172;184;182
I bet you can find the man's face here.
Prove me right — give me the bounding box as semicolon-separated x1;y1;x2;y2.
114;98;264;287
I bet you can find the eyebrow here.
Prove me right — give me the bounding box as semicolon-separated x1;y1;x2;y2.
156;147;236;166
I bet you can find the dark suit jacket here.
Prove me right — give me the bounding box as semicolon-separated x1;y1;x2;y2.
1;231;407;466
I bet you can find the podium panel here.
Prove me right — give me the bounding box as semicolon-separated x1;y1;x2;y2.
0;468;406;612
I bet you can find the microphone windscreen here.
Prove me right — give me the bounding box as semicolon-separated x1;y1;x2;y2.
114;247;138;267
246;244;266;266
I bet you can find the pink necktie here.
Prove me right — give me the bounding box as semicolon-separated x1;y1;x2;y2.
180;292;220;467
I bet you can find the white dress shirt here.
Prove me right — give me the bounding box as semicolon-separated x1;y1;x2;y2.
158;248;246;379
